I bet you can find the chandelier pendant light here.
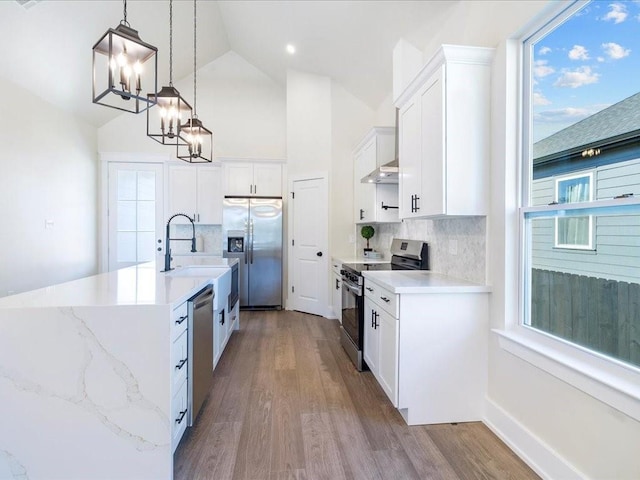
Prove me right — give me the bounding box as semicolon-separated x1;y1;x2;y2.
177;0;213;163
92;0;158;113
147;0;193;145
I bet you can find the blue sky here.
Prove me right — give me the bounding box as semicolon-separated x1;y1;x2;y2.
532;0;640;142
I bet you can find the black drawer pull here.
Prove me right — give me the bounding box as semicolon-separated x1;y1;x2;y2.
175;409;187;424
175;315;187;326
381;296;390;303
366;287;373;292
175;358;187;370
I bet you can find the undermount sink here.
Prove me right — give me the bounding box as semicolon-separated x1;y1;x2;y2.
165;266;224;278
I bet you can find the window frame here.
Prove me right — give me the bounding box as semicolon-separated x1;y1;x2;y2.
502;0;640;422
553;171;594;250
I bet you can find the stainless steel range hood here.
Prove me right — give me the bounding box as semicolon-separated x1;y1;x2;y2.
361;108;399;184
360;159;399;184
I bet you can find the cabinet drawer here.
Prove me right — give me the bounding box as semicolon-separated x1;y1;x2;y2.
331;260;342;276
171;379;188;453
171;330;188;395
171;301;188;340
364;280;398;318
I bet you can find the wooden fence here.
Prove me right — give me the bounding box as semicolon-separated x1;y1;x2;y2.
531;269;640;367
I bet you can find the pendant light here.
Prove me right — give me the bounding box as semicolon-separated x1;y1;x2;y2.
92;0;158;113
147;0;192;145
177;0;213;163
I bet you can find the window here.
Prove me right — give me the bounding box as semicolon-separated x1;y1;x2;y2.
521;1;640;369
554;172;593;249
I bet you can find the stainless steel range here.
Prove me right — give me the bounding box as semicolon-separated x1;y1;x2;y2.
340;238;429;371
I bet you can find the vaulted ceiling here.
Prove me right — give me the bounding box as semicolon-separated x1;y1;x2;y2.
0;0;455;127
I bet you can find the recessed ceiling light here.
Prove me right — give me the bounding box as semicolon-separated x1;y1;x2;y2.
286;44;296;55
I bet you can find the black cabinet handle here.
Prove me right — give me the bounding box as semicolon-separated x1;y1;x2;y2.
371;309;375;328
374;311;379;329
366;287;373;292
381;296;390;303
335;279;340;290
175;409;187;424
175;315;187;325
175;358;187;370
414;195;420;212
360;209;364;220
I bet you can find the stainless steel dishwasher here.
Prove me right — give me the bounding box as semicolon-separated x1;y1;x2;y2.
188;285;214;426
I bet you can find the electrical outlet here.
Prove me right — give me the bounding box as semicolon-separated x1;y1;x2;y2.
449;239;458;255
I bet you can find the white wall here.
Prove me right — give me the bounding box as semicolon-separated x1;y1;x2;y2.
331;83;376;258
286;70;332;176
0;77;98;296
99;51;286;160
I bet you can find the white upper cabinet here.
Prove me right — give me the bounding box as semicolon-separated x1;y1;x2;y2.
223;161;282;197
354;127;399;224
395;45;494;219
168;165;223;224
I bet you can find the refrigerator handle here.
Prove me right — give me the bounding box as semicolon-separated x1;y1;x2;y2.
243;221;248;264
249;219;254;264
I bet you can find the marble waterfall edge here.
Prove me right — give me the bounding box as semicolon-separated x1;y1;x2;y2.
0;304;172;480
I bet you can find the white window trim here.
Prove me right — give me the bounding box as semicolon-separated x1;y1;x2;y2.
493;0;640;423
553;171;594;250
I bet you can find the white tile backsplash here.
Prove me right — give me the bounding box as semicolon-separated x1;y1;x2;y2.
356;217;486;284
170;224;222;255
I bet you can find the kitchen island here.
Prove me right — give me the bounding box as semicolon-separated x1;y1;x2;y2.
0;259;237;480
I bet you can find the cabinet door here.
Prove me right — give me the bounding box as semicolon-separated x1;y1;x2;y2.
224;162;253;196
419;66;445;217
253;163;282;197
168;166;197;224
196;166;222;224
378;309;399;406
332;272;342;323
398;96;421;219
363;297;379;374
355;139;377;223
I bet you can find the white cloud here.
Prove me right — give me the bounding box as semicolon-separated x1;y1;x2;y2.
534;104;610;124
553;66;600;88
568;45;590;60
533;92;551;106
597;56;606;62
603;3;628;23
538;46;552;55
602;42;631;59
534;59;555;78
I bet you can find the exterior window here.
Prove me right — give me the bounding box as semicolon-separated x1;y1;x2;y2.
554;172;593;249
522;1;640;367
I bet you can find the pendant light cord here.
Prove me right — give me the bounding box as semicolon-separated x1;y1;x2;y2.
193;0;197;117
169;0;173;86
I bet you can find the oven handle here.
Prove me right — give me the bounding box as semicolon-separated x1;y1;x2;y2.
342;280;361;296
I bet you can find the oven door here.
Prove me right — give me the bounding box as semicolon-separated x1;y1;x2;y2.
341;279;363;349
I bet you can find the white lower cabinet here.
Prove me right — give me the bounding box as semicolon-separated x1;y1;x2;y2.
170;301;189;452
364;283;398;405
171;379;188;452
331;260;342;323
364;277;488;425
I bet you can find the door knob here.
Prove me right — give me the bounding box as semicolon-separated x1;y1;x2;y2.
316;251;323;257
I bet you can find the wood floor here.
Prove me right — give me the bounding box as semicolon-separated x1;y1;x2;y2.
174;310;539;480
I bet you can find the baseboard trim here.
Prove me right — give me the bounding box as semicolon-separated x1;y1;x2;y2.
483;398;585;480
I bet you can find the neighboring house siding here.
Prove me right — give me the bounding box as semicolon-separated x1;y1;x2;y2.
531;158;640;284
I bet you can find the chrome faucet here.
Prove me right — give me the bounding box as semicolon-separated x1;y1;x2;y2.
163;213;197;272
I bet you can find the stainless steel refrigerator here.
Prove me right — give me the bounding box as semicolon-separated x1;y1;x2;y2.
222;197;282;309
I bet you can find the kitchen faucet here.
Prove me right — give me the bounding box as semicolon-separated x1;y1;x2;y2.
163;213;197;272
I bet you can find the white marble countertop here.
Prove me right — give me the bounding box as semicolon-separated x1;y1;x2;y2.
332;255;390;265
0;259;238;309
362;270;491;294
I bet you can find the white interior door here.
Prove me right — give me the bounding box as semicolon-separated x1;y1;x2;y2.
108;163;164;271
290;175;329;316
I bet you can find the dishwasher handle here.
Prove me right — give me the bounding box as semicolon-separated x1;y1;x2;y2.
193;287;214;310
